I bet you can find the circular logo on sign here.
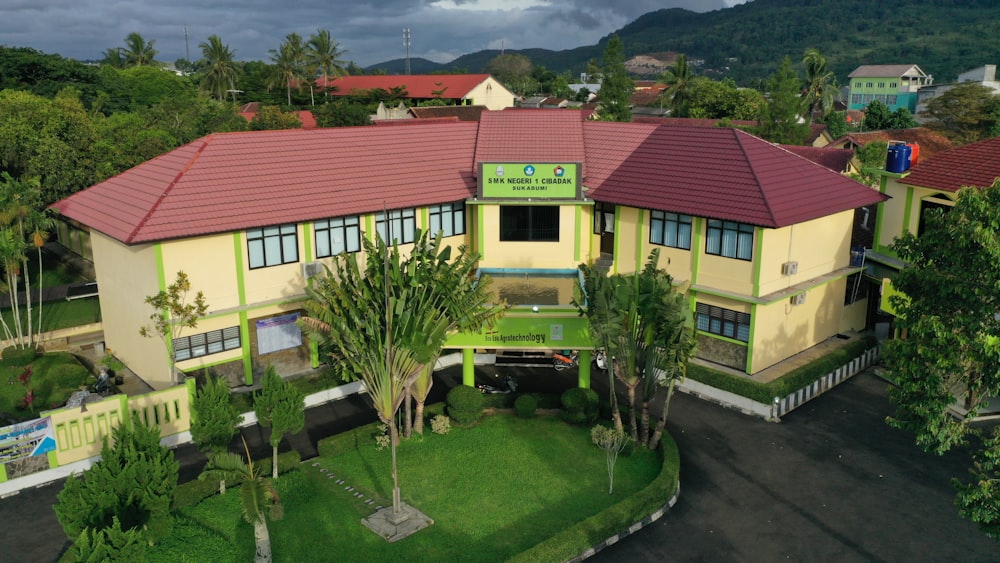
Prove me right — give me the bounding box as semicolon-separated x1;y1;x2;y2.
523;165;535;176
553;166;564;177
495;165;504;177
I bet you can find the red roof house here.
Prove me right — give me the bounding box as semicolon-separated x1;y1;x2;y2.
317;74;516;111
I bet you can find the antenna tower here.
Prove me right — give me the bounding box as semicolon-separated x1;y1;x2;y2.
403;28;411;75
184;26;190;63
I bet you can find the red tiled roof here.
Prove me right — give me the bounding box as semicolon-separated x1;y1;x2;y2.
583;123;885;228
238;107;317;129
409;105;487;121
900;136;1000;193
830;128;954;162
473;110;587;176
780;145;856;174
51;124;479;244
631;116;756;128
319;74;498;100
52;110;888;244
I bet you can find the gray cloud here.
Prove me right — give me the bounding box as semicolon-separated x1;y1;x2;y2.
1;0;744;68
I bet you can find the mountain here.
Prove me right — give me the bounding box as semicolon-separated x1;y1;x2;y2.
367;0;1000;85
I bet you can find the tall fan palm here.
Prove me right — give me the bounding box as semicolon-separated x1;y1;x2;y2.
201;439;283;563
269;33;307;106
301;229;504;516
801;48;837;123
306;29;348;101
199;35;239;102
122;32;157;67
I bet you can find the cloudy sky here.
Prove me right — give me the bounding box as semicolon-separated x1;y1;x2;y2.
4;0;749;68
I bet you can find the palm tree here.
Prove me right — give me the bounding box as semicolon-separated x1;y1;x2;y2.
100;48;125;68
801;48;837;124
269;33;307;106
121;32;157;67
201;439;283;563
301;230;504;516
660;54;694;118
306;29;348;101
199;35;239;102
0;172;44;348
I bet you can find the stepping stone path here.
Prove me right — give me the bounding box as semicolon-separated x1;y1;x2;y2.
307;461;381;508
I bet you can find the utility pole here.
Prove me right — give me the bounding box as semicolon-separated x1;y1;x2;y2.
184;26;190;64
403;28;411;75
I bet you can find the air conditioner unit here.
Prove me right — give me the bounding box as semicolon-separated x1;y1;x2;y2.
301;261;323;279
790;293;807;306
781;261;799;276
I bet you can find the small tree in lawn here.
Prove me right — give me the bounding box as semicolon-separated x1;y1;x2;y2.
190;374;243;493
55;418;178;548
201;438;283;563
254;365;305;479
67;516;147;562
139;271;208;384
592;424;630;495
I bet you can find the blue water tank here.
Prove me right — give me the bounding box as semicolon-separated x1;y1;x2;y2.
886;143;912;173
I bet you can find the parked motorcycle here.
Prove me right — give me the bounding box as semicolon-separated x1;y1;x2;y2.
552;351;579;371
477;374;518;394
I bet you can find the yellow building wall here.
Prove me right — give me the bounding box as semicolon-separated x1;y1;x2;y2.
173;312;245;373
876;178;912;252
610;206;695;281
697;253;755;296
757;212;852;297
90;232;172;389
840;298;868;333
477;204;585;269
160;233;241;310
240;228;308;306
750;278;846;373
466;78;516;110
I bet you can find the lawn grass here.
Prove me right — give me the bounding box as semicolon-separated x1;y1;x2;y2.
0;352;91;418
0;297;101;336
150;415;662;562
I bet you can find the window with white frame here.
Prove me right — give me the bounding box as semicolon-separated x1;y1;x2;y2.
695;303;750;342
314;216;361;258
375;208;416;244
705;219;754;260
650;210;692;249
247;224;298;269
428;202;466;238
174;326;241;361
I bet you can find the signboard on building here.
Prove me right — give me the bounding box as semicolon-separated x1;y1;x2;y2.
0;416;56;465
445;314;592;349
478;163;581;200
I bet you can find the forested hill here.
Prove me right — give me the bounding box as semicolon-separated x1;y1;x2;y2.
379;0;1000;85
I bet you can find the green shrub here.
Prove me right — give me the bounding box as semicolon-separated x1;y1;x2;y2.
560;387;599;425
514;394;539;418
2;346;38;366
481;393;515;409
172;478;218;510
48;363;90;388
446;385;484;425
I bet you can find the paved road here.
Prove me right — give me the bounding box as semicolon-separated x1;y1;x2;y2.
2;368;996;562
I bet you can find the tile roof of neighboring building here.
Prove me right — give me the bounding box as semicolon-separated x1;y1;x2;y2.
848;65;923;78
583;123;885;228
631;116;756;128
900;136;1000;193
51;123;480;244
409;105;487;121
830;128;954;162
52;111;887;244
319;74;497;100
237;103;317;129
781;146;856;173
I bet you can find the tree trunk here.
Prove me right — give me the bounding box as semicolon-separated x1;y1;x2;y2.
640;399;650;446
390;418;402;515
403;388;412;439
23;257;32;347
414;399;425;435
626;385;638;442
219;478;227;495
648;379;676;450
607;365;623;433
272;442;279;480
35;246;43;345
254;519;272;563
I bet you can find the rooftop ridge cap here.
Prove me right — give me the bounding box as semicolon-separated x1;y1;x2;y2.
734;129;779;228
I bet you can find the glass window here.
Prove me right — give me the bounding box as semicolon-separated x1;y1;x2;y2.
247;224;298;269
695;303;750;343
500;206;559;242
315;216;361;258
649;210;692;250
705;220;753;260
428;202;466;238
174;326;241;361
375;208;416;244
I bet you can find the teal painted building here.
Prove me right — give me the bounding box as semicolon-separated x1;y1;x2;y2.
847;64;931;113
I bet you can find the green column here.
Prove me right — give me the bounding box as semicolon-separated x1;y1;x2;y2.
462;348;475;387
578;349;592;389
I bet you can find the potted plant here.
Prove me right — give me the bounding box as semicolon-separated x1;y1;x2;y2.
98;351;127;386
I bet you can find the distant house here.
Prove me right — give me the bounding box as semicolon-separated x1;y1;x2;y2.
239;103;317;129
828;128;954;164
847;64;932;113
318;74;516;111
915;64;1000;118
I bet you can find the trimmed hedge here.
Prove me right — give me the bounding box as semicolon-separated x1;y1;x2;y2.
560;387;600;425
172;450;302;510
2;346;38;367
514;394;539;418
685;334;879;404
511;433;680;562
446;385;484;424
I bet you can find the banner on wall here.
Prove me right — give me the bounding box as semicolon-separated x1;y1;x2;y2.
478;163;582;200
256;313;302;355
0;416;56;465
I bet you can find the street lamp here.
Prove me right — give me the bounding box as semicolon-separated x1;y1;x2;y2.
226;89;244;104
